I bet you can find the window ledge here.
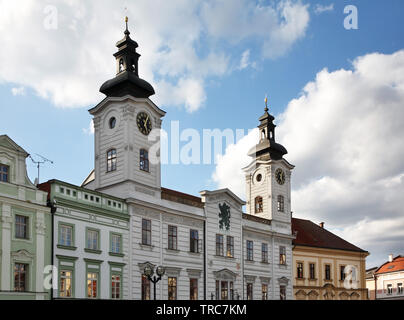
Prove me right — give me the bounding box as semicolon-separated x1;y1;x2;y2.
279;264;288;267
139;243;154;250
166;248;180;253
188;251;202;255
323;279;333;282
308;278;318;281
245;259;254;263
84;248;102;254
57;244;77;251
260;261;269;264
295;277;306;280
109;252;124;257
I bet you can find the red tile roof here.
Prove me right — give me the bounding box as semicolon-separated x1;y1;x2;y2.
375;256;404;275
292;218;368;253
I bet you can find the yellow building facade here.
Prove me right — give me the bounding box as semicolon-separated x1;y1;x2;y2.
292;218;369;300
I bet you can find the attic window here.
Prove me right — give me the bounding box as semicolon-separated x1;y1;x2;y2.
0;164;9;182
388;265;395;269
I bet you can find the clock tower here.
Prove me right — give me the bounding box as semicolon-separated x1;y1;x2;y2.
243;98;294;224
87;18;165;200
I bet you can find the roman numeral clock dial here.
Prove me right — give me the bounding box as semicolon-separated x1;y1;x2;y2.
136;111;152;135
275;168;285;185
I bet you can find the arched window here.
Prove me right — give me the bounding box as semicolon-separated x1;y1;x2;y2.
277;195;284;212
119;59;124;72
140;149;149;172
107;149;117;172
255;196;263;213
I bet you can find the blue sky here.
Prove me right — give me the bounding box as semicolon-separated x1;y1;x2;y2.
1;0;404;268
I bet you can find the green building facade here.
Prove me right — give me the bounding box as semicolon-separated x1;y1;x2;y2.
0;135;52;300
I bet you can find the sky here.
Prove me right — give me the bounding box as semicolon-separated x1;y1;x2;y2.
0;0;403;269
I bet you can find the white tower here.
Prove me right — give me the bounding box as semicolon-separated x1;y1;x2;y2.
243;98;294;224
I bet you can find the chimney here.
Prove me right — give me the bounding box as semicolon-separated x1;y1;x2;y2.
319;222;324;228
389;254;393;262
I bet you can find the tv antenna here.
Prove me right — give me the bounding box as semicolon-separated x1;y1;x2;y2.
29;154;53;185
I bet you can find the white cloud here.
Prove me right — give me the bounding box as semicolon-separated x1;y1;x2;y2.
212;50;404;267
238;49;257;70
82;120;94;135
314;3;334;14
0;0;310;111
11;86;26;96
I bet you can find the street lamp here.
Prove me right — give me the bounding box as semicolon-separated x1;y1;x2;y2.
144;265;165;300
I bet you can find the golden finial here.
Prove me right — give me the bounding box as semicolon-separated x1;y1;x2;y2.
264;95;268;112
125;16;128;23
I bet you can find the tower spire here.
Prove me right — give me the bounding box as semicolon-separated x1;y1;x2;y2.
124;16;130;36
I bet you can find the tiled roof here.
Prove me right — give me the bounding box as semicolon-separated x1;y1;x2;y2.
292;217;368;253
375;256;404;275
161;187;204;208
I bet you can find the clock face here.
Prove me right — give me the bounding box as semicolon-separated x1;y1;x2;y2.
275;168;285;185
136;112;152;135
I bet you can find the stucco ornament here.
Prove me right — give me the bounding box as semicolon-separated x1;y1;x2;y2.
218;202;231;230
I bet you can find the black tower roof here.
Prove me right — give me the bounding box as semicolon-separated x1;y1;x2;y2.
100;17;155;98
248;98;287;160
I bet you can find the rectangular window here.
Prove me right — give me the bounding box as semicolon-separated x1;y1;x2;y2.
59;225;73;246
340;265;346;281
107;149;117;172
87;272;98;298
111;233;121;254
190;278;198;300
86;229;99;250
168;225;177;250
111;274;121;299
15;215;28;239
59;270;72;297
215;280;219;300
226;236;234;258
325;264;331;280
247;240;254;261
277;195;285;212
309;263;315;279
142;219;151;245
279;246;286;265
297;262;304;279
0;164;9;182
230;282;234;300
142;275;150;300
387;284;393;295
190;229;199;253
261;243;268;263
221;281;228;300
140;149;149;172
280;285;286;300
168;277;177;300
247;283;253;300
14;263;28;292
262;284;268;300
398;283;403;294
216;234;224;256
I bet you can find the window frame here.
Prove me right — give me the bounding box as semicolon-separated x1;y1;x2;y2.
15;215;29;240
107;149;117;172
226;236;234;258
216;234;224;256
246;283;253;300
261;243;268;263
142;274;151;300
309;263;316;280
168;225;178;250
296;262;304;279
279;246;286;265
0;164;9;182
168;277;177;300
110;232;123;255
262;283;268;300
254;196;263;213
190;229;199;253
190;278;198;300
277;195;285;212
140;149;150;172
58;223;75;247
142;219;152;246
325;264;331;281
85;228;100;251
14;263;28;292
246;240;254;261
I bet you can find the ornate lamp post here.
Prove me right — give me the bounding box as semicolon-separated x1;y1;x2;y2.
144;265;165;300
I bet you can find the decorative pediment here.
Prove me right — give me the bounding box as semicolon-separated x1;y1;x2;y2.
138;261;155;273
165;266;182;276
213;268;238;280
277;276;289;285
11;249;34;262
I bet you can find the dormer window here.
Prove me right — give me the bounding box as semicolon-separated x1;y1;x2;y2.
107;149;117;172
0;164;9;182
140;149;149;172
119;59;124;72
255;196;263;213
